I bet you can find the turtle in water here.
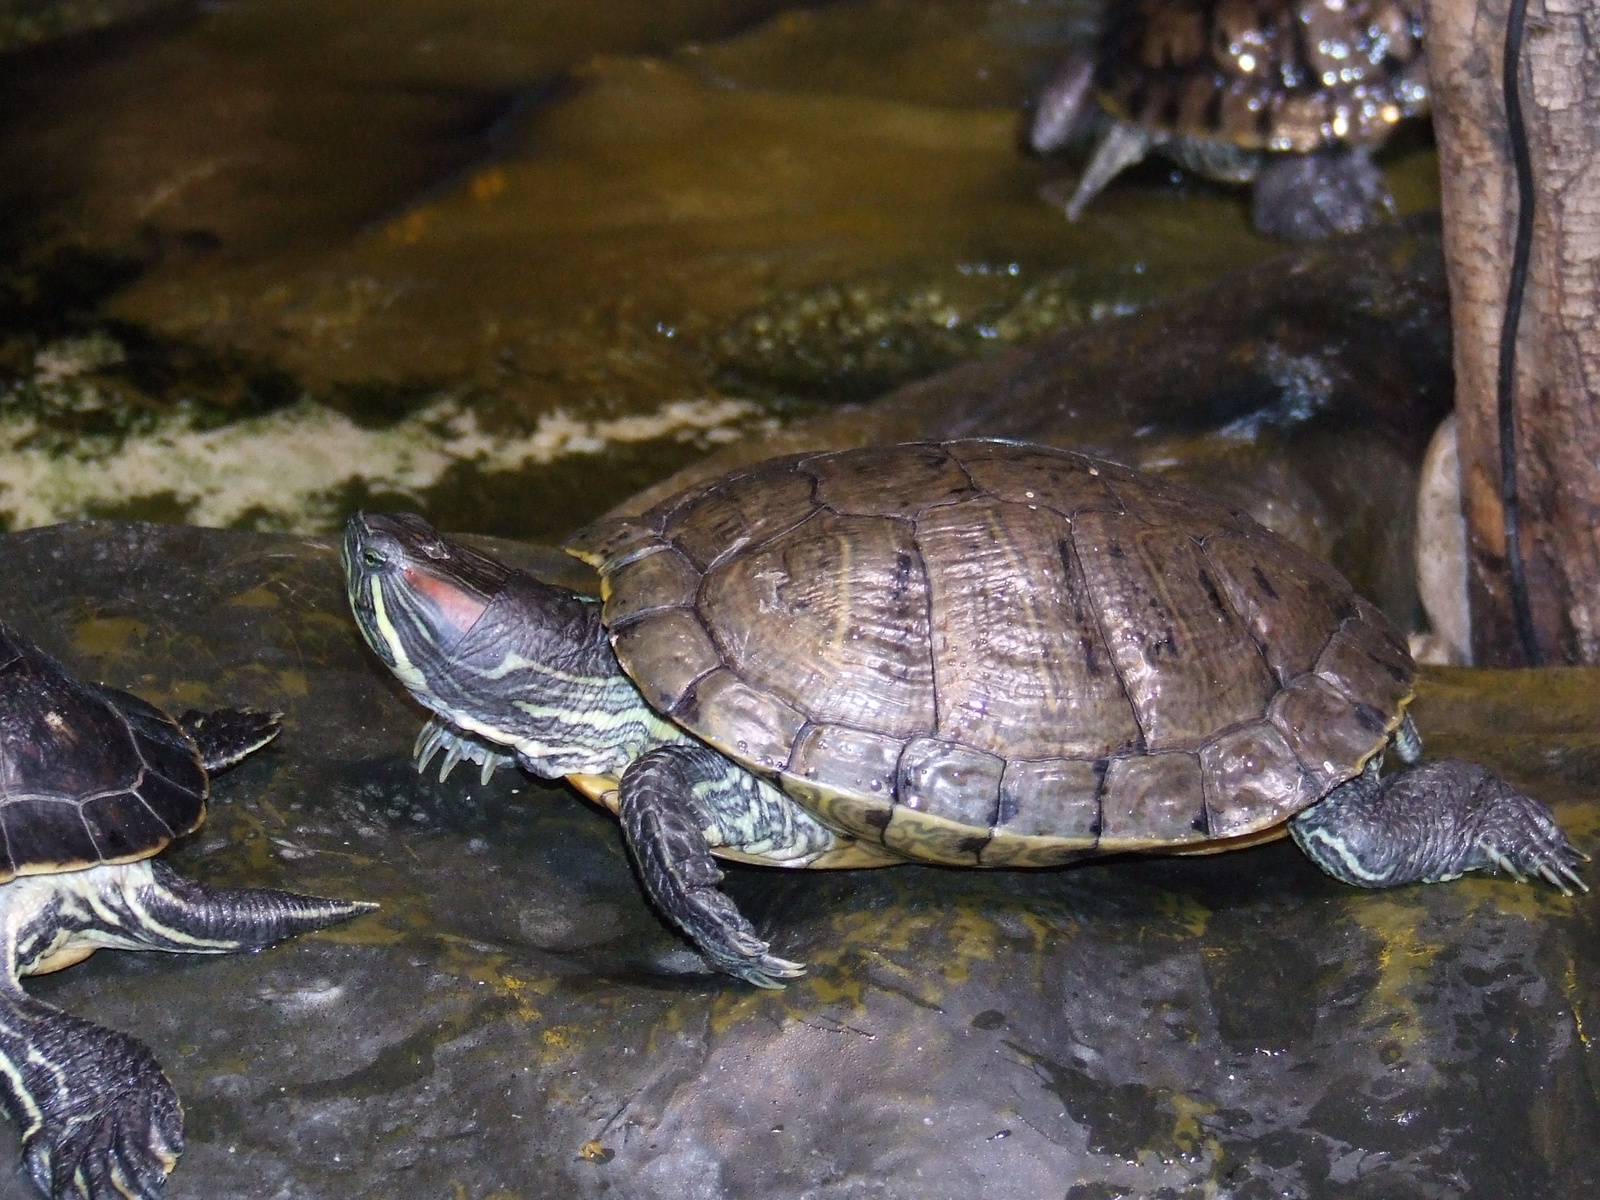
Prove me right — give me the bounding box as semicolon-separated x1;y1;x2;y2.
0;619;373;1199
343;441;1582;988
1029;0;1429;240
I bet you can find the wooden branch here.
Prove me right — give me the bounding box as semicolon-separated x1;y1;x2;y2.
1426;0;1600;665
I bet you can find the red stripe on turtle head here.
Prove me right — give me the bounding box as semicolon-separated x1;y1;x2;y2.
403;566;489;636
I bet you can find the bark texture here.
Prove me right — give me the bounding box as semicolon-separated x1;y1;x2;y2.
1427;0;1600;665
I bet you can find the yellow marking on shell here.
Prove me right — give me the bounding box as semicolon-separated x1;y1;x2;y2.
568;773;621;813
1166;824;1291;856
0;842;181;887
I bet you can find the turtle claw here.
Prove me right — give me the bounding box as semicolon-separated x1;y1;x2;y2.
734;953;807;990
1471;773;1589;895
412;717;513;786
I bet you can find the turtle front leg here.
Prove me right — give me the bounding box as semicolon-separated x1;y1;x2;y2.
0;984;181;1200
1290;759;1588;892
414;716;517;785
618;744;839;988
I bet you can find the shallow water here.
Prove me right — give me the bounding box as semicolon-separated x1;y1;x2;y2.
0;0;1439;540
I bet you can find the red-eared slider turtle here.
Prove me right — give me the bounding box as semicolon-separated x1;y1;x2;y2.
1029;0;1429;240
343;441;1582;988
0;619;373;1200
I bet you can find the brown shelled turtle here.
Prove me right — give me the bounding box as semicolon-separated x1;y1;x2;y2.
344;441;1582;988
1029;0;1429;239
0;619;373;1200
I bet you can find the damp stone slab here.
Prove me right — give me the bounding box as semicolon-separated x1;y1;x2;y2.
0;519;1595;1199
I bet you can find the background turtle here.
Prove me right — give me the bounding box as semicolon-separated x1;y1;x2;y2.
1029;0;1429;240
344;441;1581;989
0;619;373;1200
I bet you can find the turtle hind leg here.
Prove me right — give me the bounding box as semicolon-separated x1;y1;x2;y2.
0;986;181;1200
618;744;831;988
1250;148;1395;241
175;707;281;774
123;860;376;953
1290;758;1588;893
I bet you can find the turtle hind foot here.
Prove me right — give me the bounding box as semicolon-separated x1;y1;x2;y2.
176;707;281;775
1292;758;1587;893
618;746;807;989
1466;771;1589;895
2;1003;182;1200
683;893;807;990
1251;149;1395;241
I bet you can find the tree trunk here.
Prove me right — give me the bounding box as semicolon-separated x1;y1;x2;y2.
1426;0;1600;665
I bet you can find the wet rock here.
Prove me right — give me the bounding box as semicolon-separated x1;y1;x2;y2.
0;518;1595;1199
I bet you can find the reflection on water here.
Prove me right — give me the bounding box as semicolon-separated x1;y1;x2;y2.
0;0;1438;539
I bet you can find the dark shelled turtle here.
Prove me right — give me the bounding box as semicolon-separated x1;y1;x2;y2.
344;441;1582;988
0;619;374;1200
1029;0;1429;239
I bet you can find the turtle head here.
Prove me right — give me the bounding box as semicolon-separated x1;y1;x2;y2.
342;512;625;756
343;512;513;696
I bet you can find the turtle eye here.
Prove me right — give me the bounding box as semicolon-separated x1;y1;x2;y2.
362;548;388;568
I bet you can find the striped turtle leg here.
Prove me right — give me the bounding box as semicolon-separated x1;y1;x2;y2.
173;707;281;774
0;981;181;1200
1290;758;1588;893
618;744;839;988
0;861;372;1198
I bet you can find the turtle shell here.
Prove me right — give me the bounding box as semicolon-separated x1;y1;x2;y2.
0;622;207;881
1096;0;1428;153
568;441;1414;869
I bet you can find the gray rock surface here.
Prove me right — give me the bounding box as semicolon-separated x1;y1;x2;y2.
0;519;1595;1199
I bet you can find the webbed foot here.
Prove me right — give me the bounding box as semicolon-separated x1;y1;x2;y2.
1292;758;1587;892
5;1006;181;1200
619;746;807;988
1460;768;1589;894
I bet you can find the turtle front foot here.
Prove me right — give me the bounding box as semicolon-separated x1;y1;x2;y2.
677;888;807;990
618;747;807;988
8;1015;181;1200
1292;758;1588;893
413;716;515;785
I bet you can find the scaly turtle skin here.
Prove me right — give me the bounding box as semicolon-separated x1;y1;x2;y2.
0;620;374;1200
1030;0;1429;239
344;441;1583;989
